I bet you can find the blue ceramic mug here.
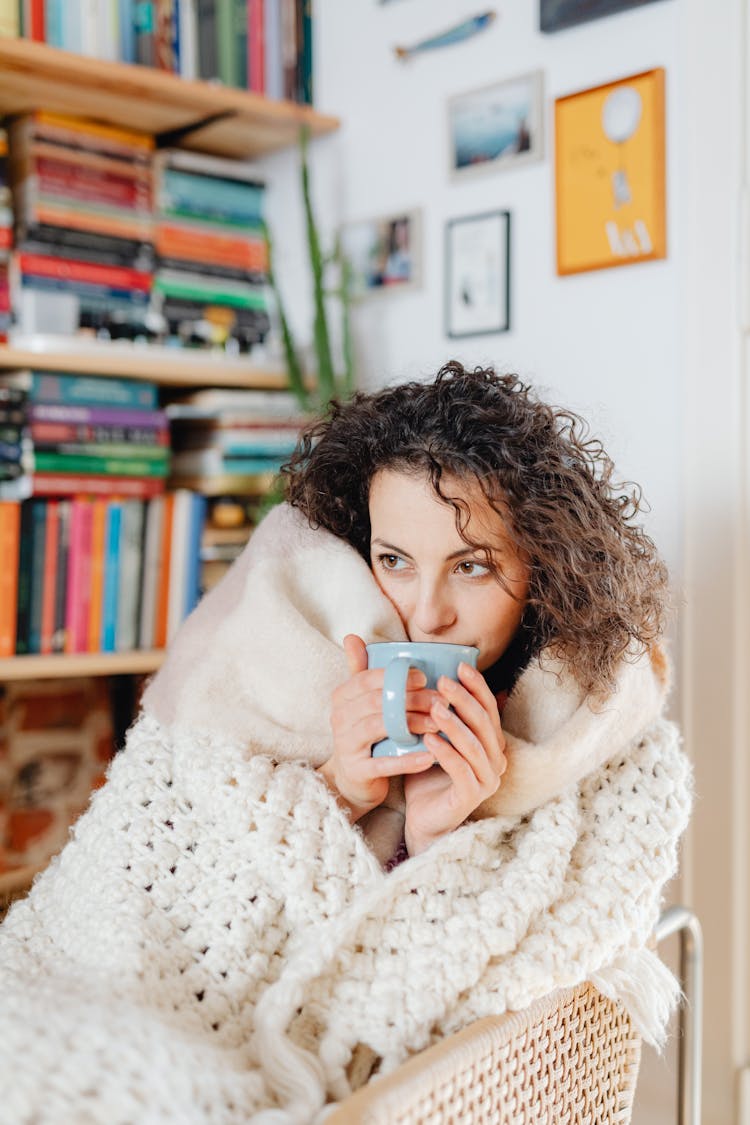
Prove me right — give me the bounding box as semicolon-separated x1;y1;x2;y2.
366;641;480;758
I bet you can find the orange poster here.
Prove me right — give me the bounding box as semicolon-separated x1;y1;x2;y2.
555;68;666;276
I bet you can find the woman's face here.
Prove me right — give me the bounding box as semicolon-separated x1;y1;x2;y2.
368;469;530;672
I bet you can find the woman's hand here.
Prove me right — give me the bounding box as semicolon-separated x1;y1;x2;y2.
403;661;507;856
317;634;437;822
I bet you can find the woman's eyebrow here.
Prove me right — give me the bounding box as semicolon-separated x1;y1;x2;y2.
371;538;414;559
371;538;494;562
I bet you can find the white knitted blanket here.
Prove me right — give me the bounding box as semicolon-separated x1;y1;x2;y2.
0;505;692;1125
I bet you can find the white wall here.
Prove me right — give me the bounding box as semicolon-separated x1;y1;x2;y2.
264;0;683;584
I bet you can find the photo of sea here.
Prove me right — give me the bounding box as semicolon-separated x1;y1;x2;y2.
449;76;537;170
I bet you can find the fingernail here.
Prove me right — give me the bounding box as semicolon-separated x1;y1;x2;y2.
433;702;450;721
460;662;477;677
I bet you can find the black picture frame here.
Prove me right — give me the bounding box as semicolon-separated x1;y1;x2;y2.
540;0;662;33
444;211;511;339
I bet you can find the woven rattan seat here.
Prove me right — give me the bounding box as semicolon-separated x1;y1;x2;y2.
327;983;641;1125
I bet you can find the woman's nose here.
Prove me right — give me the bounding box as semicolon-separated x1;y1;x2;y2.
412;583;457;637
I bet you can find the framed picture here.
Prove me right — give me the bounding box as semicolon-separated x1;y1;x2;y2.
540;0;662;33
445;211;511;338
447;71;544;179
340;210;422;299
554;68;666;276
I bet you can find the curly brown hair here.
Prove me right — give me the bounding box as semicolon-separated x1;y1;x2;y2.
283;360;669;697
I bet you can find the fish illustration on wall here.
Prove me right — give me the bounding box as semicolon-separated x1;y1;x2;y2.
394;11;497;61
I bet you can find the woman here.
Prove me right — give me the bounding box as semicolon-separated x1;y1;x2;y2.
284;360;669;859
0;362;689;1125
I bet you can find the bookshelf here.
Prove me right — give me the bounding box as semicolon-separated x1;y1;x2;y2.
0;38;339;159
0;342;290;389
0;35;335;897
0;649;165;681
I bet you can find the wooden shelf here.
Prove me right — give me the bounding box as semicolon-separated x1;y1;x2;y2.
0;38;339;159
0;650;165;681
0;342;290;388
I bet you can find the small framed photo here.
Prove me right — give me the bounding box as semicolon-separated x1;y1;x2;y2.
447;71;544;179
540;0;661;33
340;210;422;299
555;68;666;275
445;211;511;338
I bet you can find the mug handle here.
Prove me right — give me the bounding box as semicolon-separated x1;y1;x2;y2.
382;656;423;747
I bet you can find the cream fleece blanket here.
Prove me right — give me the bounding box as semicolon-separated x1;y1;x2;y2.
0;504;692;1124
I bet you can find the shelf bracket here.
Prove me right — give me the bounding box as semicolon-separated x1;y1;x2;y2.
155;110;238;149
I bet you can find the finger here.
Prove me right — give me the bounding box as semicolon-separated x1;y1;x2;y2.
422;731;477;798
440;669;506;775
430;699;497;791
456;663;504;737
336;659;428;704
332;678;430;731
368;750;436;778
343;633;368;676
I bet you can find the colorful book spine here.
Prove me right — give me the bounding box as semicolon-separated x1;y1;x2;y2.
22;0;45;40
119;0;137;62
139;495;163;648
299;0;312;105
159;168;264;221
51;499;70;653
155;0;178;71
33;442;169;463
30;158;152;210
39;498;59;654
87;498;107;653
178;0;197;79
14;501;34;653
2;372;158;410
31;422;169;446
154;492;174;648
0;0;20;36
44;0;65;46
116;500;145;652
263;0;283;100
59;0;82;51
216;0;236;86
65;498;92;654
134;0;156;65
184;492;206;619
17;252;153;293
248;0;265;93
196;0;219;80
27;498;47;654
33;452;169;477
0;500;20;656
100;501;122;652
166;489;190;643
30;403;166;427
32;472;166;499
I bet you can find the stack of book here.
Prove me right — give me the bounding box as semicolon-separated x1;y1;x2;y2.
166;386;307;493
13;1;314;104
153;150;270;354
7;112;155;341
0;386;30;500
0;127;11;343
0;487;206;657
0;370;169;500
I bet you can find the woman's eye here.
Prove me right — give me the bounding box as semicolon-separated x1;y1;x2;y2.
379;553;406;571
457;560;489;577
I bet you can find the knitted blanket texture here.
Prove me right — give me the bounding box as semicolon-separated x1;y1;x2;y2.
0;505;692;1124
